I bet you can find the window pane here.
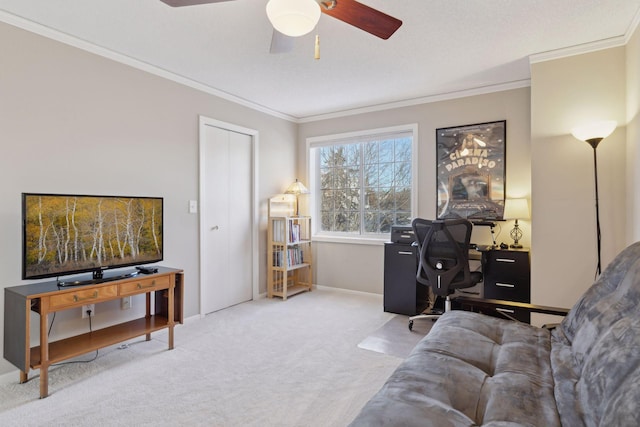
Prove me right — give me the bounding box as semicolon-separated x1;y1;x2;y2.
334;211;360;232
347;167;360;189
379;162;393;186
395;138;412;162
364;187;379;210
395;212;411;226
379;140;394;163
320;168;333;189
312;130;413;236
380;213;394;233
379;187;394;210
395;161;411;187
321;210;333;231
364;141;378;164
320;146;334;167
364;212;380;233
395;187;411;211
364;163;378;187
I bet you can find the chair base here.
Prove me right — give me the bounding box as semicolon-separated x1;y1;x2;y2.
408;296;452;331
408;314;440;331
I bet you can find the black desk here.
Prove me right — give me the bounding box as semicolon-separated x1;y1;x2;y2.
383;243;531;322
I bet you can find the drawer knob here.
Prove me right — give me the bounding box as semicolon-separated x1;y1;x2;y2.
73;291;98;302
496;258;516;263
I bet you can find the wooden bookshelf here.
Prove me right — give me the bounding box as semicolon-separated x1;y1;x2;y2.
267;215;313;300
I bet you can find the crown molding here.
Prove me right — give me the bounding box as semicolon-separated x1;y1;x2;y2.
529;36;627;64
297;79;531;123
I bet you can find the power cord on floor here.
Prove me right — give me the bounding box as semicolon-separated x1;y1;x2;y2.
52;308;98;367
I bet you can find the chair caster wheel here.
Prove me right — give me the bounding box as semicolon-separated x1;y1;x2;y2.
408;320;413;331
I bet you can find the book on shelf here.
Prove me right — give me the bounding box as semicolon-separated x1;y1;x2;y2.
290;223;300;243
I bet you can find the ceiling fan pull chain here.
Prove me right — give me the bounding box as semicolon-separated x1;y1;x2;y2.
315;34;320;60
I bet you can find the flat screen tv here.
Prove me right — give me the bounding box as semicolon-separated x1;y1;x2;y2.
22;193;163;283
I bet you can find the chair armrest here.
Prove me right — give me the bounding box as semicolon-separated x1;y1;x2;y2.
455;296;570;317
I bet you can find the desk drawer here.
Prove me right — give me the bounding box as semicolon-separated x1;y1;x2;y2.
484;280;529;302
49;285;118;310
120;275;170;296
483;250;530;302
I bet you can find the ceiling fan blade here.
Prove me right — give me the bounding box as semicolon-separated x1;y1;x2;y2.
159;0;234;7
320;0;402;40
270;29;294;54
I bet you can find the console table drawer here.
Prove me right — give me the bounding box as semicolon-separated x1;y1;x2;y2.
49;285;118;310
120;276;170;296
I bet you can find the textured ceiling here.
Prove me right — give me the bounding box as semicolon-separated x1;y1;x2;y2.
1;0;639;120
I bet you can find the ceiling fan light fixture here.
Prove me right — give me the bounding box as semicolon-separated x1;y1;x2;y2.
266;0;321;37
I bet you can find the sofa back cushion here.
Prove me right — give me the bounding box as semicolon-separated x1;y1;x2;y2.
551;241;640;426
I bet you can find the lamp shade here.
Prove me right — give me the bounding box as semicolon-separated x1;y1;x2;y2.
571;120;617;142
284;179;310;195
266;0;321;37
503;198;530;220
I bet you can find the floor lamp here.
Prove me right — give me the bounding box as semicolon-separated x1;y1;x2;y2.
571;120;617;276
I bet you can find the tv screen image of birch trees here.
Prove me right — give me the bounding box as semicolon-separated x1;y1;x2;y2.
23;195;163;278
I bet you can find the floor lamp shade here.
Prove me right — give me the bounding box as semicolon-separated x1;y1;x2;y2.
571;120;617;276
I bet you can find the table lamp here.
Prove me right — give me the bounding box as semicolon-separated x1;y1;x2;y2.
503;198;530;248
284;179;310;216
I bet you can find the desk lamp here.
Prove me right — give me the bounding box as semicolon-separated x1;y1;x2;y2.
571;120;617;276
284;179;310;217
503;198;530;248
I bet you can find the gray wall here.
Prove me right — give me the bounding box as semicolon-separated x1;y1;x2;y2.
628;25;640;242
0;22;297;375
530;46;629;324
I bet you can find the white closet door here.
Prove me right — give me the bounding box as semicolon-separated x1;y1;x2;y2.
201;124;252;314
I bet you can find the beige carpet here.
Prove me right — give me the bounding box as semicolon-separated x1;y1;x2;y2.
357;314;433;359
0;288;404;427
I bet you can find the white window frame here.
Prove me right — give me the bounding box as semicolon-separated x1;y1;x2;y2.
306;124;419;245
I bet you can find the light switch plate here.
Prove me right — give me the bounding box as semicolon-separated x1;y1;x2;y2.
189;200;198;214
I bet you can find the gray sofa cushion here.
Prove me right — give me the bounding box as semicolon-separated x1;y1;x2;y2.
550;241;640;427
350;242;640;426
349;311;561;426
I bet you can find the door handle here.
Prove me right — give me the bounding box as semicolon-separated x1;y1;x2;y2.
211;225;219;231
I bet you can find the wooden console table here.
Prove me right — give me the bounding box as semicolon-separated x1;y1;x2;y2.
3;267;183;398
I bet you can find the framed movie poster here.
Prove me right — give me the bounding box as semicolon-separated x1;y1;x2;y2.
436;120;506;220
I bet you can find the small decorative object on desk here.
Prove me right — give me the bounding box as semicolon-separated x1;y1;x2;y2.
503;198;529;248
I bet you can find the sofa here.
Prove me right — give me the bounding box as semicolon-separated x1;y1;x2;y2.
349;242;640;426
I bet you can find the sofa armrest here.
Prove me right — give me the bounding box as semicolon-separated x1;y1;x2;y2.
455;296;570;317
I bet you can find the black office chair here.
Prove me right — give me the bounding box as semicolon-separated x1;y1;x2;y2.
408;218;483;331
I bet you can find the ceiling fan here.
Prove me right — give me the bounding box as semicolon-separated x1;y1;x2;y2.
159;0;402;54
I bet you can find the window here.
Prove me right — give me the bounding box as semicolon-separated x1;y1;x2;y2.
308;125;417;241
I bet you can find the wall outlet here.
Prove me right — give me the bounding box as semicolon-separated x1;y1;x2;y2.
189;200;198;214
82;304;95;318
121;296;132;310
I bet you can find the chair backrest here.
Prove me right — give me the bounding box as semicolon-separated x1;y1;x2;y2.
412;218;479;297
